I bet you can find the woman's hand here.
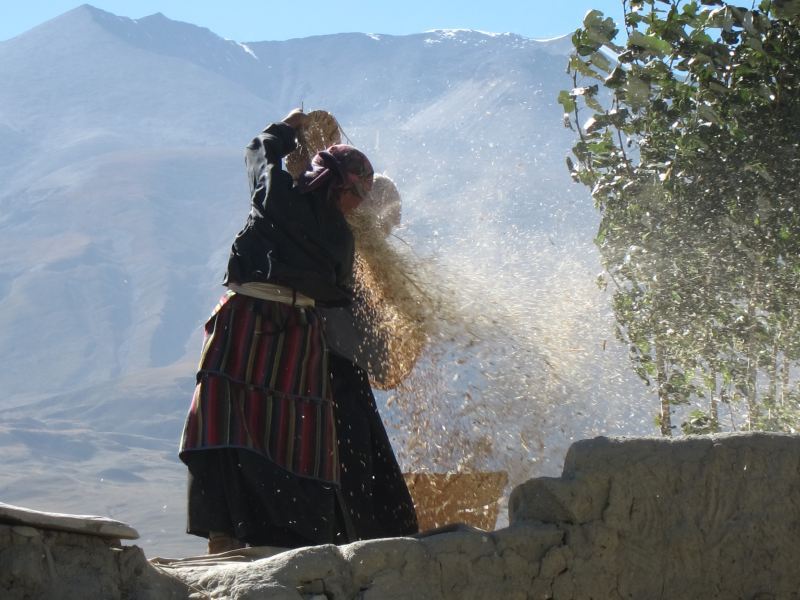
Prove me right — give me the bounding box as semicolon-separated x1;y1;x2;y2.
281;108;309;131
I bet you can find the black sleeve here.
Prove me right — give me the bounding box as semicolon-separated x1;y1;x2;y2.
244;122;298;199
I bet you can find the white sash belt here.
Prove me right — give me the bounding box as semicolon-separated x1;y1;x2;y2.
227;282;315;307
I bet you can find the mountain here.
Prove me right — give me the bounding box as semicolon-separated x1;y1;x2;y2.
0;5;651;557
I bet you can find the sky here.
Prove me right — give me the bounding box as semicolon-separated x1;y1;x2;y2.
1;1;626;43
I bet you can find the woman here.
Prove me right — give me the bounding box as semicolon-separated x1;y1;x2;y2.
179;110;390;553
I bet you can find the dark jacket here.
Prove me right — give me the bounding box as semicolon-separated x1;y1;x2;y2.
223;122;355;305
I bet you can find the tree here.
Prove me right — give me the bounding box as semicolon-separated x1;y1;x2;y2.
561;0;800;434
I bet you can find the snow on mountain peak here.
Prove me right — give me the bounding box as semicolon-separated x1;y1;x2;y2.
422;28;521;45
236;42;259;60
425;28;508;38
419;28;573;54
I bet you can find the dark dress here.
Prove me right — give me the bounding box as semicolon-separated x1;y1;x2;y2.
329;352;418;539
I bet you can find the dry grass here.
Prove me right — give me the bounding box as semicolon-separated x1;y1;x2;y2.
346;208;439;390
347;206;507;479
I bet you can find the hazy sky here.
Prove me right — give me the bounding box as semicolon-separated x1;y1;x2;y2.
2;1;626;42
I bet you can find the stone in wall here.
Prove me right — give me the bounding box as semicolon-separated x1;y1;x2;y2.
509;432;800;599
0;522;187;599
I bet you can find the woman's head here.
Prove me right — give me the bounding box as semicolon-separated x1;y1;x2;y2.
298;144;374;214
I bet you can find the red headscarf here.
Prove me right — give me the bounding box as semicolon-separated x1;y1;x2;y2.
297;144;374;199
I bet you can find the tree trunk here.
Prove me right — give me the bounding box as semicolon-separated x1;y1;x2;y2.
745;297;759;430
710;368;719;432
745;357;758;431
781;354;790;407
655;341;671;436
769;339;779;406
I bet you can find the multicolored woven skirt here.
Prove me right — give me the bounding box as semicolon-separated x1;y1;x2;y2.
180;291;338;484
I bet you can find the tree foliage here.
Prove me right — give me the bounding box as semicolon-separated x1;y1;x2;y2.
561;0;800;434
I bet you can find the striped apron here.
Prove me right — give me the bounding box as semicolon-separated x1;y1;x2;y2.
179;291;338;485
